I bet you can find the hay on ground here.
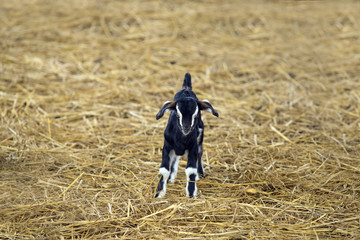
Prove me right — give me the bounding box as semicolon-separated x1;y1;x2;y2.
1;0;360;239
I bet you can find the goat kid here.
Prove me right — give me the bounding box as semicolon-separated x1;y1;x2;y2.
155;73;218;198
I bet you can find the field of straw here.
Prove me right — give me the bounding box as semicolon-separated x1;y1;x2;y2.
1;0;360;239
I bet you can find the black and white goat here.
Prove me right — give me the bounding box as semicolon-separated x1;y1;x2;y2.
155;73;218;198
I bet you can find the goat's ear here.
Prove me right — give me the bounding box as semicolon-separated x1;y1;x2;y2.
156;101;177;120
198;100;219;117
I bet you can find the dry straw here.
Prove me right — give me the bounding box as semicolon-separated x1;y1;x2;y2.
1;0;360;239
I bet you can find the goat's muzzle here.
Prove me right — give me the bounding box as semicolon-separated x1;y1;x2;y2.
180;126;194;136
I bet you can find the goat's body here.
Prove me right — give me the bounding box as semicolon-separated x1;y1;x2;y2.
155;73;218;198
156;99;205;197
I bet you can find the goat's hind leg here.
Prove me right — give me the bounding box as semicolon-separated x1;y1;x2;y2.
197;127;205;178
168;150;180;183
197;144;205;178
155;146;171;198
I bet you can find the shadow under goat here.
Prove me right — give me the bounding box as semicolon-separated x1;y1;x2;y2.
155;73;219;198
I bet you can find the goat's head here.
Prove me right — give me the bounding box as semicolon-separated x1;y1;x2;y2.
156;98;219;136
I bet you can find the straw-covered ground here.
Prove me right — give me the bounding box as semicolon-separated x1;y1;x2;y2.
1;0;360;239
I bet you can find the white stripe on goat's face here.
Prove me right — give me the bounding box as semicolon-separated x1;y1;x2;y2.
191;106;199;128
175;100;199;135
176;105;183;128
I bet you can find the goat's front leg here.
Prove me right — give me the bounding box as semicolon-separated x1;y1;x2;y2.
155;145;172;198
185;146;200;198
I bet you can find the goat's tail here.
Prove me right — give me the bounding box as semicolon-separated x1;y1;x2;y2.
182;73;192;90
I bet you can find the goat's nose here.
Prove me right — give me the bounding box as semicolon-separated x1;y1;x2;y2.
184;126;191;131
182;126;192;135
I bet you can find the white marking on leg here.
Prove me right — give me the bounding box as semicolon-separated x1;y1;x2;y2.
169;150;176;169
197;128;203;144
159;167;170;179
185;167;198;180
168;156;180;183
185;167;198;197
197;129;204;176
169;150;180;183
198;145;204;174
157;167;170;198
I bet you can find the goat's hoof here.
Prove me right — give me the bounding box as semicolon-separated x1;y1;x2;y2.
155;191;165;198
187;194;197;199
154;193;162;198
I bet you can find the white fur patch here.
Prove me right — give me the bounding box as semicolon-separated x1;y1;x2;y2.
169;150;176;166
156;167;170;198
169;150;180;183
197;145;204;175
162;101;172;114
201;100;213;113
185;167;199;181
191;106;199;127
176;105;183;127
159;167;170;180
156;189;166;198
206;108;213;114
185;167;198;197
161;101;172;107
197;128;203;144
